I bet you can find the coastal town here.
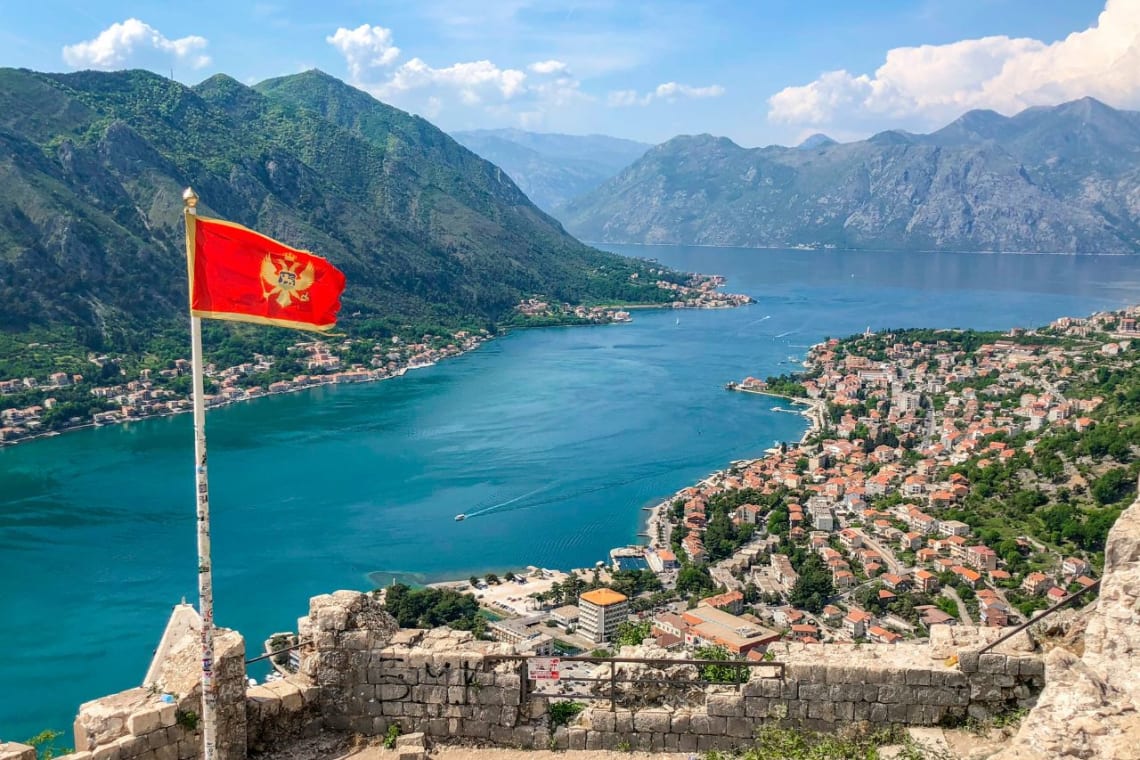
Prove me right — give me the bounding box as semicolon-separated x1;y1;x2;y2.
0;274;749;445
428;305;1138;666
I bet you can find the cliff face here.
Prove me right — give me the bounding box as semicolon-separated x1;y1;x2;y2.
993;486;1140;759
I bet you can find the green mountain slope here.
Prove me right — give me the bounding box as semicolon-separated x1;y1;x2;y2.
0;67;676;353
558;98;1140;253
450;128;651;212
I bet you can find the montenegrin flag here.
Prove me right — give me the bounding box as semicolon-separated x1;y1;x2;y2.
188;215;346;332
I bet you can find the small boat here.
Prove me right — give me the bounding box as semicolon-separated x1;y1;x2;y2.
454;514;467;522
675;317;680;325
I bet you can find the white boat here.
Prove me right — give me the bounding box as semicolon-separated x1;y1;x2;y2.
454;514;467;521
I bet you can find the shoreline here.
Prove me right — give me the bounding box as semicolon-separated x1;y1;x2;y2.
639;383;824;552
0;301;723;451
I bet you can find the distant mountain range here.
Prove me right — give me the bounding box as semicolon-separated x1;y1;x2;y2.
557;98;1140;253
0;68;676;351
450;128;651;213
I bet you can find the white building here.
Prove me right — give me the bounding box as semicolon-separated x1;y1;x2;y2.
578;589;629;643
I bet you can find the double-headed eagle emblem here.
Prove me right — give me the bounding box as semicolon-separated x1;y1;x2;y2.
260;253;314;308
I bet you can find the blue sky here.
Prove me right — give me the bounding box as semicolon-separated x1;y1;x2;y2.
1;0;1134;147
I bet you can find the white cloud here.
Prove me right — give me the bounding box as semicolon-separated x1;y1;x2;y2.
528;59;567;74
608;81;725;107
654;82;725;100
381;58;527;103
326;24;400;80
768;0;1140;130
62;18;210;70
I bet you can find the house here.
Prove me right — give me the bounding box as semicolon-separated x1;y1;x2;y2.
833;570;856;590
978;598;1010;627
952;566;982;588
821;605;844;624
917;606;955;627
965;545;998;572
790;624;820;642
914;569;939;593
843;609;873;639
867;626;903;644
1062;557;1090;577
939;520;971;537
881;573;911;591
700;590;744;615
838;529;863;550
1046;586;1068;604
1021;572;1052;596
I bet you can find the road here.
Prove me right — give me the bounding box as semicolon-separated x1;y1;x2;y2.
941;587;974;626
854;529;905;576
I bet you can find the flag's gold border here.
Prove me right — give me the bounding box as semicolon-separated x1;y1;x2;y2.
190;309;336;332
185;210;339;333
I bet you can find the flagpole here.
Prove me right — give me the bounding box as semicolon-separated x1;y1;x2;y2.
182;187;217;760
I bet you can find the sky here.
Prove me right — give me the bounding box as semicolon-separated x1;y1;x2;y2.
0;0;1136;147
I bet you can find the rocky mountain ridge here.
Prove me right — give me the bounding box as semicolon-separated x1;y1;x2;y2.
557;98;1140;253
451;128;651;213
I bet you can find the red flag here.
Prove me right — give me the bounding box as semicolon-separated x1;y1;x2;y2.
189;215;346;331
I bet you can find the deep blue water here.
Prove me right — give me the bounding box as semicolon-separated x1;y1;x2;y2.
2;246;1139;741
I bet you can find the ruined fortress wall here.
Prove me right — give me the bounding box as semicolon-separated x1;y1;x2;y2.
2;590;1044;760
261;591;1044;754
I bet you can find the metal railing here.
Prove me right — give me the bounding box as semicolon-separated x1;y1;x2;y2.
485;653;785;711
978;579;1100;655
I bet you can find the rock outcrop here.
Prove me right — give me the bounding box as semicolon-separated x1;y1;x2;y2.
992;492;1140;759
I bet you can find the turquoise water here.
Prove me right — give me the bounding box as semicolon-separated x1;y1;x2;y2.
3;246;1140;741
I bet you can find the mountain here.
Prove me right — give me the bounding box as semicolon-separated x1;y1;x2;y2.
558;98;1140;253
0;68;677;351
450;128;651;212
796;133;837;150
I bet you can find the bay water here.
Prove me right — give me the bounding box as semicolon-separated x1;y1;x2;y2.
2;246;1140;740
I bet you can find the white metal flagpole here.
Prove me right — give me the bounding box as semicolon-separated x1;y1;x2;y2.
182;186;218;760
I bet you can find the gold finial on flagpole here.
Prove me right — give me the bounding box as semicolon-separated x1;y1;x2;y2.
183;187;199;209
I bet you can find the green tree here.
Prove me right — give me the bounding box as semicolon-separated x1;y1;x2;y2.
789;555;835;613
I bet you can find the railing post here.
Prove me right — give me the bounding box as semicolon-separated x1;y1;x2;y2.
610;662;617;712
520;658;529;715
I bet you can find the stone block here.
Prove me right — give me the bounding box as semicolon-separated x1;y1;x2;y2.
760;679;783;699
745;697;770;718
664;733;680;752
1019;657;1045;677
463;719;490;739
706;694;744;717
727;717;754;738
92;742;122;760
797;683;827;701
679;733;698;752
781;680;799;700
835;701;854;722
585;730;604;751
861;683;880;702
614;709;633;733
568;728;587;750
0;743;36;760
127;709;162;738
807;700;836;723
970;682;1002;701
978;653;1006;674
669;711;690;734
512;726;536;749
489;725;514;745
878;684;911;704
869;703;889;723
551;727;569;750
957;650;979;673
904;668;932;686
883;702;907;723
633;709;671;733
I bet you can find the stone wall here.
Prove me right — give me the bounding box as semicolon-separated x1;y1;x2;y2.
266;589;1043;754
66;611;246;760
2;589;1048;759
